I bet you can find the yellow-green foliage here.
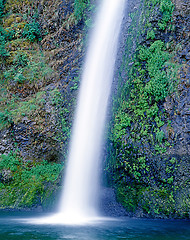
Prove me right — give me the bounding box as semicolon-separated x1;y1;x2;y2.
0;0;52;131
6;39;31;52
0;152;62;208
3;51;52;83
11;91;45;122
5;0;33;12
0;90;45;130
3;14;15;27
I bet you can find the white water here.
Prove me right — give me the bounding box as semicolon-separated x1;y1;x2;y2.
60;0;125;220
26;0;125;225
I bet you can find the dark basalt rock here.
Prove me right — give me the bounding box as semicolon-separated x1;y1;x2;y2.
99;188;127;217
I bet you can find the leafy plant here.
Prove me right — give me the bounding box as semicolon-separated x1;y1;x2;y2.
158;0;174;30
0;110;13;129
13;71;26;83
146;29;155;40
0;27;9;61
22;20;41;42
0;0;5;19
156;129;165;143
74;0;90;21
13;52;29;67
107;0;179;217
0;152;62;207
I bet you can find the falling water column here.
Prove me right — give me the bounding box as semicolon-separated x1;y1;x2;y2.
59;0;125;223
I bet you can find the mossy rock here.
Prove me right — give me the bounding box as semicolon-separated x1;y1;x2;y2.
6;39;32;51
5;0;33;12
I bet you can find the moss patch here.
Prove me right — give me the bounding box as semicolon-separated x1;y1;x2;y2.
106;0;189;219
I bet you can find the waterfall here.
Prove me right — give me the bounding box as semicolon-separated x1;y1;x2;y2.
59;0;125;221
29;0;125;225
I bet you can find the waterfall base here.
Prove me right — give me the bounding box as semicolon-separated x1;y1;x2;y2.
18;213;114;225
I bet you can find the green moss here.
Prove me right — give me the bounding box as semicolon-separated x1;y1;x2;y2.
0;26;10;62
0;110;13;130
0;152;62;208
0;0;5;19
158;0;174;30
22;20;41;42
146;29;155;40
5;0;33;12
50;87;73;159
74;0;89;21
0;90;45;128
116;184;144;212
106;0;183;218
0;0;53;131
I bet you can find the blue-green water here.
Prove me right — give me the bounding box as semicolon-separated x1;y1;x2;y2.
0;212;190;240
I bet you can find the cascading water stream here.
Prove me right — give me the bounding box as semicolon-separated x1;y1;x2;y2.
59;0;125;222
26;0;125;225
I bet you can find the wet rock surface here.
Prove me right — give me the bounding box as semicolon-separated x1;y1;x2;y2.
106;0;190;219
99;188;127;217
163;0;190;157
0;0;84;163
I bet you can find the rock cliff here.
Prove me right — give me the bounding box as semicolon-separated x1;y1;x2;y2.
106;0;190;218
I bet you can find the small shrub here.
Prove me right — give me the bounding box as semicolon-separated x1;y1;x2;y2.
74;0;89;21
13;52;29;67
0;0;5;19
156;129;165;143
0;27;9;60
158;0;174;30
22;20;41;42
146;29;155;40
13;71;26;83
0;152;20;172
0;110;13;129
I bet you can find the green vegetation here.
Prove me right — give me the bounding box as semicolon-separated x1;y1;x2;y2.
0;0;63;208
22;20;41;42
73;0;95;29
0;57;52;129
0;152;62;208
51;88;72;142
0;109;13;129
3;51;52;84
50;82;78;160
0;27;10;63
106;0;189;218
0;0;53;130
158;0;174;30
0;0;5;19
74;0;89;21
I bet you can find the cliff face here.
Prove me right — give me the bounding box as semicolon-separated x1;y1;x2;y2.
0;0;86;209
166;0;189;157
0;0;189;218
0;0;84;162
107;0;190;218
